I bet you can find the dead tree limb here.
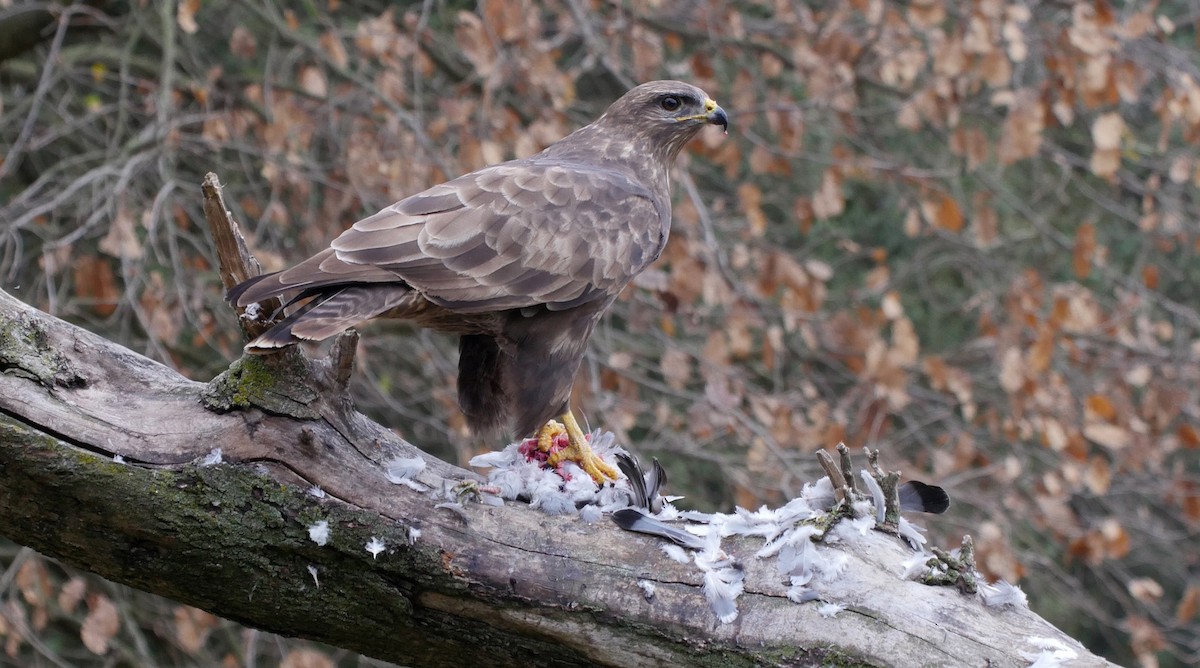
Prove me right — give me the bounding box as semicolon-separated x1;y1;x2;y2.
0;179;1114;667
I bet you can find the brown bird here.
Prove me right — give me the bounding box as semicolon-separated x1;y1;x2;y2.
228;80;728;483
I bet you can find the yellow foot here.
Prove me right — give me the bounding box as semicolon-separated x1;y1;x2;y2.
535;412;619;485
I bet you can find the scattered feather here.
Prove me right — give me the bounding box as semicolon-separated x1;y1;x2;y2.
859;470;886;523
847;514;875;536
579;504;602;524
661;544;691;564
562;468;600;501
472;432;952;626
677;510;717;523
489;467;528;500
468;448;518;469
898;480;951;514
900;553;932;580
200;448;223;467
612;509;707;549
636;579;656;600
850;499;875;519
702;567;744;624
406;526;421;545
787;575;819;603
530;486;575;515
307;485;325;499
816;551;849;581
897;516;928;549
478;493;504;507
981;580;1029;608
308;520;330;546
1019;637;1079;667
435;501;469;522
112;454;125;464
306;564;319;587
384;456;428;491
365;536;385;559
817;602;845;618
800;477;837;510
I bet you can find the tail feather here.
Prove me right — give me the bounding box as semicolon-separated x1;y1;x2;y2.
226;271;284;307
457;334;509;435
244;285;414;353
227;248;401;307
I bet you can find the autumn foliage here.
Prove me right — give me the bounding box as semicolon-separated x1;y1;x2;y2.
1;1;1197;666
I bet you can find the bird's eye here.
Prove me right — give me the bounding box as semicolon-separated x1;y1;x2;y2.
660;96;681;111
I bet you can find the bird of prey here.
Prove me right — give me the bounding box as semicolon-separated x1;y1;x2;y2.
227;80;728;484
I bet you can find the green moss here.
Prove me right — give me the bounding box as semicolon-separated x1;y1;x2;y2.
920;537;978;594
201;353;320;418
0;311;87;388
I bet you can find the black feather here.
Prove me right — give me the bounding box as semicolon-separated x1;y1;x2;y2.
898;480;951;514
458;334;508;436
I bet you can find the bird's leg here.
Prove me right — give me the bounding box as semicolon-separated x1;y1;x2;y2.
538;411;619;484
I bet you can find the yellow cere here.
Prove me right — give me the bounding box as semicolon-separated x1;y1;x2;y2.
678;98;720;123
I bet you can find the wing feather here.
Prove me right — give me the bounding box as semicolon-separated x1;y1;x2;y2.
327;159;667;314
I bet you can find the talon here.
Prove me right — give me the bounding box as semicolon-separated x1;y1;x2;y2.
521;413;618;484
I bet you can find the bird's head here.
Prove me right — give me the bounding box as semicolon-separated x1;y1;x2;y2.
597;80;728;161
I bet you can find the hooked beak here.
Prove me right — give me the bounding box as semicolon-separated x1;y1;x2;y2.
705;98;729;133
677;98;729;133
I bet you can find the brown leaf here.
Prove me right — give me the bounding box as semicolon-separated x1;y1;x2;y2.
73;256;120;317
1072;222;1095;279
230;26;257;59
1090;113;1125;178
811;168;844;220
319;31;349;69
298;66;327;98
998;92;1044;164
881;291;904;320
1083;423;1130;450
1084;456;1111;495
660;347;692;390
177;0;200;34
932;193;964;233
455;12;497;78
58;577;87;615
15;559;50;608
99;203;143;259
1177;423;1200;449
1177;585;1200;623
1089;147;1120;178
2;600;27;656
1084;393;1116;421
950;126;989;170
907;0;946;29
1028;327;1054;374
15;559;49;632
737;182;767;236
890;317;919;366
174;606;219;654
971;192;998;247
1142;264;1159;289
1127;577;1163;603
1126;615;1166;661
280;648;335;668
81;594;120;655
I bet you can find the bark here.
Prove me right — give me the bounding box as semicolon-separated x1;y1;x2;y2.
0;178;1115;667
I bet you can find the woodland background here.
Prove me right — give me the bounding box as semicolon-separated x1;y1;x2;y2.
0;1;1197;666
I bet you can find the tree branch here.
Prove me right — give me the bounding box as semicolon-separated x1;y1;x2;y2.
0;179;1115;666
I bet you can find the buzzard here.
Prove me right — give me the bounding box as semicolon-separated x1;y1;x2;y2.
228;80;728;483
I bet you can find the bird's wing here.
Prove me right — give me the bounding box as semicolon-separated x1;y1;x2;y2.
328;159;667;314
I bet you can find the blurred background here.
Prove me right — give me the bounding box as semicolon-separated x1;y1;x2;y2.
1;1;1198;666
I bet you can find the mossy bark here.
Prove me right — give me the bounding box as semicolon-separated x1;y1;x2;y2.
0;288;1114;667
